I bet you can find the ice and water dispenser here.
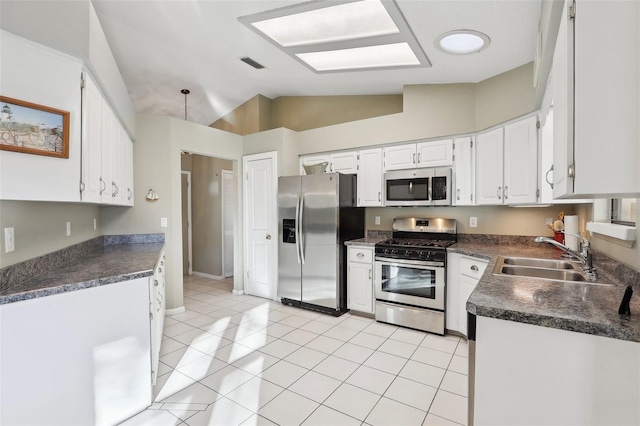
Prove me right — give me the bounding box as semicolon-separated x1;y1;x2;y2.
282;219;296;243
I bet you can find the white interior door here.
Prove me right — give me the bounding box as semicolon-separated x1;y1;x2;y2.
243;152;277;299
222;170;235;278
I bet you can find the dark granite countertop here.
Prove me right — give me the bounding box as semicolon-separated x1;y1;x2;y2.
345;237;387;247
451;240;640;343
0;235;164;305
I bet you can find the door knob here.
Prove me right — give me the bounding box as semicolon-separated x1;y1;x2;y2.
266;234;272;240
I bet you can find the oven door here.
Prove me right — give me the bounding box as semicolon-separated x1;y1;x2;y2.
374;257;445;310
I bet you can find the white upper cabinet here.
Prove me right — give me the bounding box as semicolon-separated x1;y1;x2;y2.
357;148;383;207
300;151;358;175
553;0;640;198
453;136;474;206
81;74;103;203
503;116;538;204
100;98;114;203
540;109;591;205
300;154;330;174
329;151;358;174
476;117;538;205
416;139;453;168
383;144;416;171
81;72;133;206
383;139;453;171
476;128;504;205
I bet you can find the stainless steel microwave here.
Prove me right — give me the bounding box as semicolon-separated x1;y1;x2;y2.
383;168;452;206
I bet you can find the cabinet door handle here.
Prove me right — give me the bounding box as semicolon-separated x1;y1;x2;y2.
378;192;381;202
330;162;333;172
497;186;502;200
99;177;106;195
417;153;421;163
504;186;509;199
470;265;479;271
154;279;159;286
457;188;460;200
368;269;372;279
545;165;554;189
357;252;365;258
413;153;416;164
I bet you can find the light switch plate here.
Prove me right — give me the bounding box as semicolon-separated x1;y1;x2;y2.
4;227;15;253
470;217;478;228
375;216;381;225
160;217;168;228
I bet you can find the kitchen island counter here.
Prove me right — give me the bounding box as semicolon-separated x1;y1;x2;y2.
0;234;164;305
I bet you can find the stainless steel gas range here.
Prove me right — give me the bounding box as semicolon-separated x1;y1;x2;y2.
374;217;457;335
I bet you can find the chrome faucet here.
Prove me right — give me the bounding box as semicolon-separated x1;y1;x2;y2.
534;232;596;278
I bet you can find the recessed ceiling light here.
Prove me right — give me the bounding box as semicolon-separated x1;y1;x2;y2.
296;43;420;72
250;0;399;47
436;30;491;55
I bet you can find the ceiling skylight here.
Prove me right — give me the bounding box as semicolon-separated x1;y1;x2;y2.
238;0;430;73
250;0;400;47
297;43;420;72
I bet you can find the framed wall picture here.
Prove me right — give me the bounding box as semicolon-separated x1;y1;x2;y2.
0;96;70;159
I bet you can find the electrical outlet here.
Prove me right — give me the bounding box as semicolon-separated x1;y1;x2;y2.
375;216;381;225
93;218;97;231
470;217;478;228
4;227;15;253
160;217;168;228
66;221;72;237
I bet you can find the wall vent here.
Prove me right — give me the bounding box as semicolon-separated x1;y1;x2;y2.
240;57;265;69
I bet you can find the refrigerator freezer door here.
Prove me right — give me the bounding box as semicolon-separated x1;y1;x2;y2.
301;173;340;309
277;176;302;302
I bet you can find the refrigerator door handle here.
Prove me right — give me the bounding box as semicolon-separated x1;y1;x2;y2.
299;195;306;264
294;195;302;265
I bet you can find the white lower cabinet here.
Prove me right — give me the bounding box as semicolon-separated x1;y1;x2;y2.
446;253;488;336
347;246;374;314
0;279;152;426
150;250;166;385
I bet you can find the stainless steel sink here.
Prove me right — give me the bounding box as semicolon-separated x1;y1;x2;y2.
492;256;612;285
502;257;577;270
500;266;587;281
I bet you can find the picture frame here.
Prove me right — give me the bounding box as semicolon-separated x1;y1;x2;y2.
0;96;70;159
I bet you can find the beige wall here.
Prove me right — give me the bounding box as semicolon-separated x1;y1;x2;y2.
0;201;101;268
475;63;537;131
272;95;403;132
191;155;233;277
365;205;586;237
210;95;272;136
243;128;299;176
102;114;244;310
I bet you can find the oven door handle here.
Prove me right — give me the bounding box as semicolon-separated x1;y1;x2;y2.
375;257;445;268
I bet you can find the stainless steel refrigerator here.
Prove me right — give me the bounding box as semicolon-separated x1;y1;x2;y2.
278;173;364;316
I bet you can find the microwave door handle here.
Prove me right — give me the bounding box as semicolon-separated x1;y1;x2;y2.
408;181;413;194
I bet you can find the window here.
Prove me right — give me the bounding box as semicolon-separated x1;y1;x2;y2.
611;198;637;226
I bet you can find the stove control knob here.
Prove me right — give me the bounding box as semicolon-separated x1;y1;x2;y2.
419;251;429;259
384;248;391;255
391;249;399;255
405;250;414;256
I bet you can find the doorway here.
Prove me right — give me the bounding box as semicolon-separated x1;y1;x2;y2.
181;170;192;275
181;153;235;281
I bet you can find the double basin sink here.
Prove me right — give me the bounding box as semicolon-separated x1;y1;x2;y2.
493;256;611;285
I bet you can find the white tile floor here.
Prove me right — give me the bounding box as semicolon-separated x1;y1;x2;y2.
121;275;468;426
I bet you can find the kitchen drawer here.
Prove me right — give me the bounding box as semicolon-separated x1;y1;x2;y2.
460;256;488;280
349;246;373;263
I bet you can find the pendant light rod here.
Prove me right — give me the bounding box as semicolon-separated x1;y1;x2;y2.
181;89;190;121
